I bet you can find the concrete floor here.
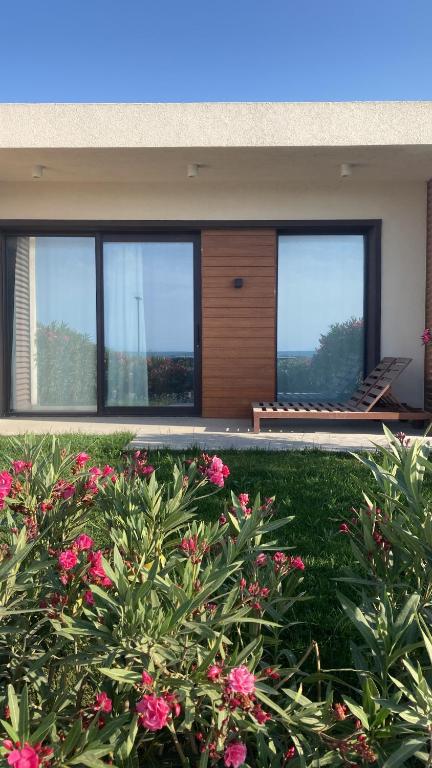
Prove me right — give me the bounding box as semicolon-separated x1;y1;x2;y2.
0;415;428;452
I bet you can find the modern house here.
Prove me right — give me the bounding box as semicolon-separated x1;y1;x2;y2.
0;101;431;420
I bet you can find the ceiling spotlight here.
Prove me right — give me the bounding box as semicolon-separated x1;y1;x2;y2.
340;163;353;179
32;165;44;180
187;163;200;179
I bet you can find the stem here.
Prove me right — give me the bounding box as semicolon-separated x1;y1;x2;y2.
313;641;322;702
170;726;190;767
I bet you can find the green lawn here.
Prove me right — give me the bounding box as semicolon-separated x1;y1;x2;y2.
0;433;396;668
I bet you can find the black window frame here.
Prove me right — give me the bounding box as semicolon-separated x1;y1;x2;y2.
0;219;381;417
0;224;202;417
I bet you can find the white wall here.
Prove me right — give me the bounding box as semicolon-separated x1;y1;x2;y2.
0;178;426;405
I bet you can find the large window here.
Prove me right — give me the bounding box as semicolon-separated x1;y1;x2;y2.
8;236;97;412
277;234;366;402
103;240;195;407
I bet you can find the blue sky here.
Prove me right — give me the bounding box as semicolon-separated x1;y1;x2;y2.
0;0;431;102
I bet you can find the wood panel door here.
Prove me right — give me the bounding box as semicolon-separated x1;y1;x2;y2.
201;229;276;418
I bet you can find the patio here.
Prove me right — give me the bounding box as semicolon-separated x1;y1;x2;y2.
0;415;428;452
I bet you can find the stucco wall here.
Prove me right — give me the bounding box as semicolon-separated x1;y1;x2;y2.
0;178;426;406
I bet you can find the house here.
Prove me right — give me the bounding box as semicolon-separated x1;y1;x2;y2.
0;101;431;420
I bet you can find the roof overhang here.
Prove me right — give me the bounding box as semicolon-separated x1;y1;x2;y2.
1;101;432;149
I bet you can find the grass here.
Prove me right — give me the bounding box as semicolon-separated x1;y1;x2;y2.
0;432;396;668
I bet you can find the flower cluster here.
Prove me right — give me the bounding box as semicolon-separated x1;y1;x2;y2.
199;454;230;488
180;534;209;564
2;741;53;768
126;450;155;478
422;327;432;345
55;533;112;600
0;471;13;510
135;670;180;732
272;551;305;574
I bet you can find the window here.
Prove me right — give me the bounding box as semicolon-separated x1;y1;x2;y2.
103;240;195;407
7;236;97;412
277;234;366;401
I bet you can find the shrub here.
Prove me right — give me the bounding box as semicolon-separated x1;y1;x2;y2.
2;429;432;767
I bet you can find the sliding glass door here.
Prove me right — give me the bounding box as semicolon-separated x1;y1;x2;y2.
8;236;97;412
103;238;197;411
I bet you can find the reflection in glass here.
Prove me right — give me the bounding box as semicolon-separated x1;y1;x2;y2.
104;242;194;407
9;236;97;411
277;235;365;401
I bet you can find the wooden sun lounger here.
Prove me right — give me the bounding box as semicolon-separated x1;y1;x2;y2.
252;357;431;433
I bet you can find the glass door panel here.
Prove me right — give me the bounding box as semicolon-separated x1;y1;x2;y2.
103;240;196;408
277;234;365;401
8;235;97;412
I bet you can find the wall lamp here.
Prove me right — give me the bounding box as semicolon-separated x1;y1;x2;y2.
32;165;44;180
233;277;244;289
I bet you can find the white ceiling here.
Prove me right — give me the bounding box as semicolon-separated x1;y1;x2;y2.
0;146;431;184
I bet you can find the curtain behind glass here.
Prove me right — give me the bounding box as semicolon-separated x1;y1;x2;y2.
104;241;194;407
104;243;149;406
9;236;97;411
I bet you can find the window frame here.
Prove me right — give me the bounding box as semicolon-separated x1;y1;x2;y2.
0;219;381;417
0;225;202;417
275;221;381;400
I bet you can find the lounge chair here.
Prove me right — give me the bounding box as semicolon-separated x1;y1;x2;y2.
252;357;430;433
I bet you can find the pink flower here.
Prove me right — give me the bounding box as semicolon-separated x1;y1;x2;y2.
58;549;78;570
7;745;39;768
95;692;112;713
290;556;305;571
87;550;112;587
136;694;170;731
74;533;94;550
11;461;32;474
200;454;230;488
339;522;350;534
253;703;271;724
60;484;75;500
238;493;249;505
255;553;267;567
284;746;296;761
422;328;432;345
102;465;115;477
75;452;90;467
141;670;153;686
84;590;94;605
224;741;247;768
141;465;155;476
0;471;13;505
227;665;255;695
207;664;222;681
181;536;198;554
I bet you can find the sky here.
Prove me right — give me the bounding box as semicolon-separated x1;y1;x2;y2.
0;0;431;103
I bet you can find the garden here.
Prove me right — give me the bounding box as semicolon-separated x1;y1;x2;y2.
1;429;432;767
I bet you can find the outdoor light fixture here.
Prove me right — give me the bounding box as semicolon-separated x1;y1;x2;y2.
340;163;353;179
187;163;199;178
32;165;44;180
233;277;244;289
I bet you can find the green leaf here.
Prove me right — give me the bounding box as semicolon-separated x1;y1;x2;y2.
7;686;19;732
382;738;426;767
99;668;140;684
70;753;117;768
30;713;56;745
18;685;29;742
344;697;369;730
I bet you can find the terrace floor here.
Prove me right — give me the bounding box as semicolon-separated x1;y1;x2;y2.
0;415;428;451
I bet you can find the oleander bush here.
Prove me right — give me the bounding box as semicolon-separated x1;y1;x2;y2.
1;428;432;767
